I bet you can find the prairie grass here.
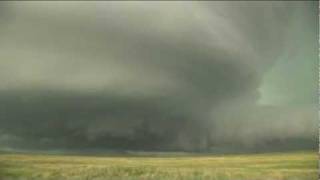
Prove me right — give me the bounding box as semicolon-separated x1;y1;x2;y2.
0;151;317;180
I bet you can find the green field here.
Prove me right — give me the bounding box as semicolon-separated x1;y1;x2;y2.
0;151;317;180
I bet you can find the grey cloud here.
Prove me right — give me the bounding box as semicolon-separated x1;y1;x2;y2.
0;1;317;152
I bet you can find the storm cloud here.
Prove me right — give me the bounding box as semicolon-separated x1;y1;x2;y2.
0;1;317;152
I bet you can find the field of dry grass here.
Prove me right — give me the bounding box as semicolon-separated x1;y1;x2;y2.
0;151;317;180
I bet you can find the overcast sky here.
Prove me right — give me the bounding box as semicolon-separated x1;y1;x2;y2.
0;1;317;152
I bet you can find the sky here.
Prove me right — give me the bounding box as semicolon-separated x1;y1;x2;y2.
0;1;318;153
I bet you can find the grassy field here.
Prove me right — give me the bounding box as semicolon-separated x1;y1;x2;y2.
0;151;317;180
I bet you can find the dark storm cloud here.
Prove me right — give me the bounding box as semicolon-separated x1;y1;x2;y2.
0;1;317;152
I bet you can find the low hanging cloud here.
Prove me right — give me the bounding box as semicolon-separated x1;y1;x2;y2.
0;1;317;152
